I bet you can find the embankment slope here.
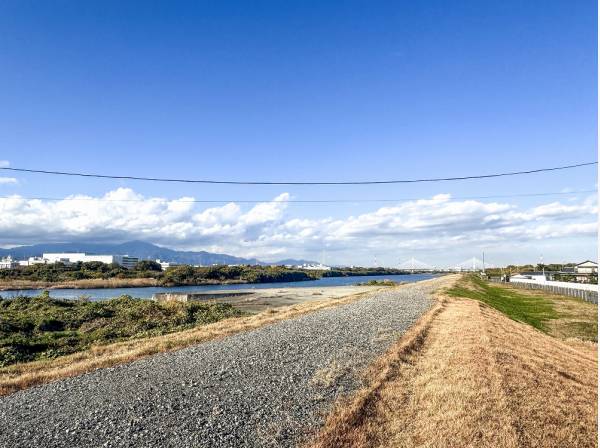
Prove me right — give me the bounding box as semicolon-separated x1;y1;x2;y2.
309;295;597;448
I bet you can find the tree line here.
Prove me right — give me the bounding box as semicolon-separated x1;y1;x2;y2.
0;261;413;286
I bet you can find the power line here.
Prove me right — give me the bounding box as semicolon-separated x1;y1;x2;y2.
0;189;595;204
0;161;596;185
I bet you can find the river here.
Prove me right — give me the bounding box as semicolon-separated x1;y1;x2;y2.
0;273;439;300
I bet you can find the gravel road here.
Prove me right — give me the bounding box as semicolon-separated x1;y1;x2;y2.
0;278;445;448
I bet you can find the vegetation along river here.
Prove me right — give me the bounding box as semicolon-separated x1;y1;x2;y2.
1;273;438;300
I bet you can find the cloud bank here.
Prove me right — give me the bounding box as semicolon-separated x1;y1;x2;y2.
0;188;596;265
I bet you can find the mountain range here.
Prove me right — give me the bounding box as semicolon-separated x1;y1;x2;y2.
0;241;317;266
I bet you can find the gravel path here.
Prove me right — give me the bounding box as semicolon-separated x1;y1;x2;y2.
0;279;444;448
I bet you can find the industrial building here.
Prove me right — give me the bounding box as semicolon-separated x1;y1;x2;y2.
42;253;139;269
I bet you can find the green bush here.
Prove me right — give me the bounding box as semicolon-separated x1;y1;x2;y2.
0;293;245;367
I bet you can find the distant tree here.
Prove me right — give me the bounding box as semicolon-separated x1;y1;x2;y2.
161;265;195;284
135;260;162;272
82;261;108;272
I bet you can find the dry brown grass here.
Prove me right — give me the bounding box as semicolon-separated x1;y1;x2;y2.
308;295;598;448
0;277;159;291
544;295;597;341
310;360;354;389
492;281;598;341
0;288;383;396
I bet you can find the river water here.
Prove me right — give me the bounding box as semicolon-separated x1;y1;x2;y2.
0;273;439;300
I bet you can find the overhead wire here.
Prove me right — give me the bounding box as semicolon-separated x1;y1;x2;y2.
0;161;596;185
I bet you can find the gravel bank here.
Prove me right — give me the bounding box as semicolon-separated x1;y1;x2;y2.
0;278;446;448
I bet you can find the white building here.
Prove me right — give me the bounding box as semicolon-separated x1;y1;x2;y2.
42;253;139;269
297;263;332;271
0;256;18;269
156;259;179;270
510;272;553;283
18;256;49;267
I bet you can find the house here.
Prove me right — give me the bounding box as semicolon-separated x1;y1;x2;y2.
554;261;597;283
575;260;598;274
574;260;597;283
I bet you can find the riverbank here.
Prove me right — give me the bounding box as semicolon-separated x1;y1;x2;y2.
0;264;423;292
206;285;379;313
0;282;390;395
0;273;439;300
0;277;254;291
0;278;160;291
0;293;245;367
0;276;454;448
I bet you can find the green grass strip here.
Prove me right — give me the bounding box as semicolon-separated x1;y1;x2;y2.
447;275;558;331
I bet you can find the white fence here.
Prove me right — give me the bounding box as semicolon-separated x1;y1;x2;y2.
508;279;598;304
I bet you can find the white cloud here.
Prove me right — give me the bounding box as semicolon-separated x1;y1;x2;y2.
0;160;9;168
0;188;596;265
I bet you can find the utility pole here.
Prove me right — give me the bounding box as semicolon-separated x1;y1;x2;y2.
482;252;485;274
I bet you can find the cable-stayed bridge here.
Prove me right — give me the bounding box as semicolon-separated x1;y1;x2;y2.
395;256;497;272
398;258;436;272
453;257;496;271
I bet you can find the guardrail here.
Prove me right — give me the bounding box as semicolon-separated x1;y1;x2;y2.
506;279;598;304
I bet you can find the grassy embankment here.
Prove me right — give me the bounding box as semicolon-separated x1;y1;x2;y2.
309;274;597;448
447;275;597;340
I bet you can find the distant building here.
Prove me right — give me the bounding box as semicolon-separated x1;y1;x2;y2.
510;271;555;283
297;263;332;271
43;253;86;265
0;256;18;269
515;261;598;285
42;253;139;269
575;260;598;274
573;261;598;283
18;256;48;267
156;259;179;270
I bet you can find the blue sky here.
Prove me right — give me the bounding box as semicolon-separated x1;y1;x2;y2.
0;1;597;267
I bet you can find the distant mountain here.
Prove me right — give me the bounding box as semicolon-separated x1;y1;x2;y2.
0;241;316;267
